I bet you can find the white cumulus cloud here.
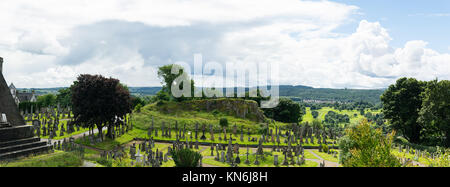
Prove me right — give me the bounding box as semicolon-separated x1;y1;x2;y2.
0;0;448;89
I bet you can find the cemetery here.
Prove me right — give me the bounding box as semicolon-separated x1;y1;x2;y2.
0;56;449;168
0;58;448;167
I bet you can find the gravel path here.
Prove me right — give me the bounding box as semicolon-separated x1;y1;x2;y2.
82;161;98;167
307;149;340;167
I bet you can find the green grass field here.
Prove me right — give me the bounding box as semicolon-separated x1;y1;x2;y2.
301;107;381;125
1;150;83;167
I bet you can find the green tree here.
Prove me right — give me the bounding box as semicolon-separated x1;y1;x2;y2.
157;64;195;102
312;119;323;131
418;80;450;146
311;110;319;119
339;120;401;167
134;103;143;113
219;118;229;128
56;88;72;107
131;96;146;109
37;94;57;107
263;98;302;123
381;77;425;144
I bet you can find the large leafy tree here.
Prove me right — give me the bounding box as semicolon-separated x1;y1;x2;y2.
339;120;401;167
56;88;72;107
381;78;425;144
418;80;450;146
71;74;132;140
263;98;303;123
37;94;57;107
157;64;194;102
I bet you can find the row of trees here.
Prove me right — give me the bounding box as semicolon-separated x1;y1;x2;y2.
381;78;449;147
304;101;381;111
18;89;70;113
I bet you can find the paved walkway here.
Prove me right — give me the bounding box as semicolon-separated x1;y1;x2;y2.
307;149;340;167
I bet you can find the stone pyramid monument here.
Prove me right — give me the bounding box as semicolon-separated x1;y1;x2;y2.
0;57;52;160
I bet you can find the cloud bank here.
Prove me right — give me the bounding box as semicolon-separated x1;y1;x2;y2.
0;0;448;88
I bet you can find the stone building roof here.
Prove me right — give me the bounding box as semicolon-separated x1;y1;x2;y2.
17;92;35;102
0;57;26;127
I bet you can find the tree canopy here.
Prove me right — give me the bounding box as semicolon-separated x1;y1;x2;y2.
382;77;450;147
381;77;425;144
71;74;132;140
263;98;304;123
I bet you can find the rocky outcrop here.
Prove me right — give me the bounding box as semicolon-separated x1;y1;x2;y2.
158;99;267;122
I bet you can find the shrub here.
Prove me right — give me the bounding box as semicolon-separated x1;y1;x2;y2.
171;148;203;167
219;118;229;128
322;144;329;153
339;120;402;167
134;103;143;113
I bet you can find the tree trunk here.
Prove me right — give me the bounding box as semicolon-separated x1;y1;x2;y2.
106;123;113;139
446;131;450;147
97;125;103;141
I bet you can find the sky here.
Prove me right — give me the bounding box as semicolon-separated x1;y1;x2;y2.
0;0;449;89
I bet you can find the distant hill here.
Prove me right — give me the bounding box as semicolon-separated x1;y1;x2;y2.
18;85;384;104
278;85;384;104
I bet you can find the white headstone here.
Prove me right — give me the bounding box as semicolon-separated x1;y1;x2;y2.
1;113;7;123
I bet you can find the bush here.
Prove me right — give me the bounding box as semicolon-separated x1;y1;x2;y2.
219;118;229;128
134;103;143;113
311;110;319;119
339;120;401;167
322;144;329;153
171;148;202;167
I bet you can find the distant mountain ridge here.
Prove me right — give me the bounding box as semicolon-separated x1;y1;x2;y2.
18;85;385;104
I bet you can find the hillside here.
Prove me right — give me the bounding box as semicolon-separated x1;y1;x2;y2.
132;99;290;134
279;85;384;104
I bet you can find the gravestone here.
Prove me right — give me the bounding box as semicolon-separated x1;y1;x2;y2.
200;124;206;140
209;124;214;141
195;123;199;140
274;155;279;166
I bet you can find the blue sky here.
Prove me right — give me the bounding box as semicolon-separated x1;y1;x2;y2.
0;0;449;89
334;0;450;52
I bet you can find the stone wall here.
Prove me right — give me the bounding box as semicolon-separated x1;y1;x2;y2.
0;126;33;141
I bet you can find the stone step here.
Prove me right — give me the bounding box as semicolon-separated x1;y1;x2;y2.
0;141;47;154
0;144;52;160
0;137;41;148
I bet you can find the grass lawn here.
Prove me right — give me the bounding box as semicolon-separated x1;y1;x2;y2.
1;150;83;167
301;107;381;125
27;118;90;141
